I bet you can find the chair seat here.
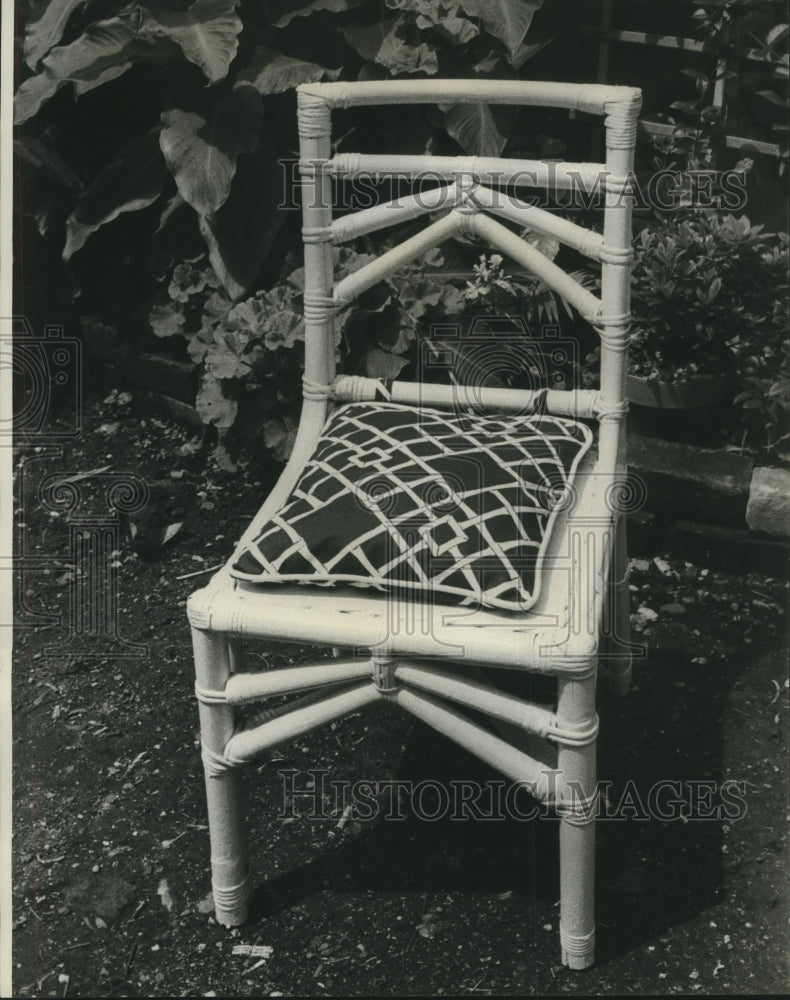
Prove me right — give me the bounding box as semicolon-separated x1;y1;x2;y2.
230;402;594;613
189;447;612;673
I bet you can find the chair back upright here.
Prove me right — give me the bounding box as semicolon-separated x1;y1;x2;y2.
294;80;642;483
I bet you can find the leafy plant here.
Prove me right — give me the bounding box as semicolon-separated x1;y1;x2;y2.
734;367;790;461
627;213;786;382
16;0;553;304
751;18;790;175
615;210;789;462
647;2;788;185
732;235;790;460
462;239;589;325
151;219;592;468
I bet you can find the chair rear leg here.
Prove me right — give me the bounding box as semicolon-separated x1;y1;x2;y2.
607;514;633;696
557;669;597;970
192;628;250;926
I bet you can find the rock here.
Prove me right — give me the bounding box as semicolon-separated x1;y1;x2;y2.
628;434;753;525
197;891;215;914
746;467;790;538
65;874;135;922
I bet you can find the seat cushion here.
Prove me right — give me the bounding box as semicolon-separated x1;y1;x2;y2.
231;402;593;611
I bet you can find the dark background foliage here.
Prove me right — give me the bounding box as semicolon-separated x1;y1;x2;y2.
13;0;789;465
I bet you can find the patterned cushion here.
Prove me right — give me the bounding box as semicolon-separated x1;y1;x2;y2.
231;402;593;611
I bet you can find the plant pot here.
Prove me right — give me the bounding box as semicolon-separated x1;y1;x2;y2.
626;374;737;410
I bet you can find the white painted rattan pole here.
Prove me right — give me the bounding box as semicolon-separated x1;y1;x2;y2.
395;663;558;736
334;211;459;305
332;376;600;419
597;90;641;703
394;688;554;800
470;213;602;322
192;628;249;926
298;87;335;413
224;659;373;702
597;90;641;477
224;683;382;760
299;80;636;114
225;90;337;559
390;382;599;419
331;183;456;243
556;659;599;970
471;186;605;260
331;153;606;193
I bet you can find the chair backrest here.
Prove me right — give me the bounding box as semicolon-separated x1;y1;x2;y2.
295;80;642;480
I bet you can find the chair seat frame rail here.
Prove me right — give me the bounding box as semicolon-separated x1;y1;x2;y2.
187;78;642;971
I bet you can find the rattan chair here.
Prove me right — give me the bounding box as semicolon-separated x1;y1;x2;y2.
188;79;641;970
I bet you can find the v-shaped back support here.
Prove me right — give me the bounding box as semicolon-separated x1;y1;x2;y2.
295;80;642;478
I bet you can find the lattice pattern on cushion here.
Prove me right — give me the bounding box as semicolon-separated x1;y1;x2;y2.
231;403;593;610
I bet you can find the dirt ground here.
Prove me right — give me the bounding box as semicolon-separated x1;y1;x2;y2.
11;394;790;997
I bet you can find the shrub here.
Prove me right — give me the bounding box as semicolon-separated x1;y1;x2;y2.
629;213;788;383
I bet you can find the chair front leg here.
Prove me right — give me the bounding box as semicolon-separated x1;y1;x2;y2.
192;629;250;926
556;668;598;970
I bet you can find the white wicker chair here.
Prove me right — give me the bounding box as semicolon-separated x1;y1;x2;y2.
188;79;641;970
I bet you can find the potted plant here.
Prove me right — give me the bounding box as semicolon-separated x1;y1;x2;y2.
626;212;781;409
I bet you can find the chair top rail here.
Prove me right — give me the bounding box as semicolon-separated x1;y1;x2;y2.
298;80;641;117
328;154;610;193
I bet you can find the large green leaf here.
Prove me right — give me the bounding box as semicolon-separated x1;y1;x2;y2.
15;15;137;123
269;0;362;28
148;194;205;277
72;33;180;96
385;1;479;43
24;0;89;69
429;14;479;44
342;17;438;75
198;146;288;299
143;0;243;82
236;46;340;95
160;88;262;216
16;1;242;122
363;346;410;379
14;135;83;189
508;35;552;68
457;0;543;62
63;132;167;260
441;102;512;156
